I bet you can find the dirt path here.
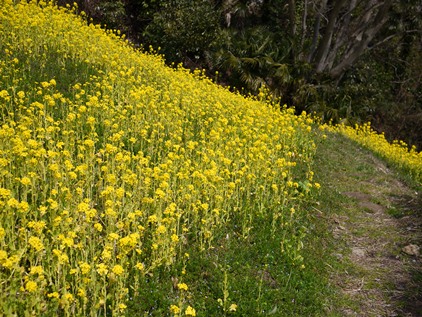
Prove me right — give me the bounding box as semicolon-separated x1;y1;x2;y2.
314;133;422;316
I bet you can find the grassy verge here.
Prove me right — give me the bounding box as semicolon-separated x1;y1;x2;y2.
125;198;336;316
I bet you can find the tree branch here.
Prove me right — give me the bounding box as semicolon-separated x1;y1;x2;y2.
330;0;393;79
288;0;296;38
325;0;358;70
299;0;308;61
370;29;422;50
288;0;296;62
307;0;327;63
313;0;348;73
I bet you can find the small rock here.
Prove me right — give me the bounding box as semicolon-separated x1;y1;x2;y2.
334;253;343;260
352;247;366;258
402;244;420;256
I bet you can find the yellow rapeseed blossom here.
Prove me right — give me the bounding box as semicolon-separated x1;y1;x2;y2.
177;283;188;291
0;250;7;262
96;263;108;276
229;303;238;312
29;266;44;276
170;304;181;314
47;292;60;299
28;236;44;252
185;306;196;316
94;223;103;232
135;262;145;271
28;221;46;234
112;264;124;276
119;303;127;312
60;293;74;307
20;177;31;186
77;288;86;298
78;262;91;275
156;225;166;234
25;281;37;292
171;234;179;243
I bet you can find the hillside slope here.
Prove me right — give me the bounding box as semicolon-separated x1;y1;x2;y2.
0;2;320;316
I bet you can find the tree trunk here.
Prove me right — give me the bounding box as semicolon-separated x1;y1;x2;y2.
329;0;393;79
288;0;297;63
313;0;348;73
307;0;327;63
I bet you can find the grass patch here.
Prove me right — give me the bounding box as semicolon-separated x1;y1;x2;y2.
126;211;335;316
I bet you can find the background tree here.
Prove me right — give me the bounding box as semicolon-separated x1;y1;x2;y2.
142;0;221;66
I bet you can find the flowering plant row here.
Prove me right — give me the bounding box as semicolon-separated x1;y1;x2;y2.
326;123;421;185
0;1;318;316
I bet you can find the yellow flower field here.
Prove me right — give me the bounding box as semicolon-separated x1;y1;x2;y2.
0;1;318;315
